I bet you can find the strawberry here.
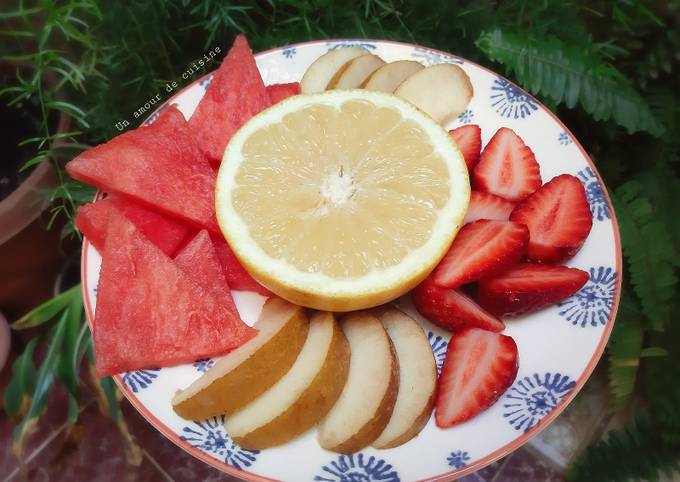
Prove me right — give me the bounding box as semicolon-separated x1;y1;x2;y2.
510;174;593;263
449;124;481;171
412;276;504;332
472;127;542;202
433;220;529;288
464;191;515;224
436;328;518;427
477;263;589;316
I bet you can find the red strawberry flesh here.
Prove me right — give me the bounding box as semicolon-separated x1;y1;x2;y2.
510;174;593;263
477;263;589;316
449;124;481;171
464;191;515;225
433;220;529;288
435;328;518;427
412;276;504;332
472;127;541;202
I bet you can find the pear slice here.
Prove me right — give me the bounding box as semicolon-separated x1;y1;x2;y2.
362;60;424;92
300;46;369;93
372;307;437;449
394;63;473;124
327;54;386;90
172;298;308;420
318;311;399;454
225;311;350;449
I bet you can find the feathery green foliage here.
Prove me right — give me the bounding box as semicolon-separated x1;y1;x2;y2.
607;294;643;409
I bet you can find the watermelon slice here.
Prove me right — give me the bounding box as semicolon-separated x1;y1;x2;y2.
188;35;271;164
266;82;301;104
174;230;241;321
212;237;272;296
93;208;256;376
66;106;219;232
75;195;189;256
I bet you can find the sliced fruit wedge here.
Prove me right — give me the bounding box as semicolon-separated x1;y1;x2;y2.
188;35;270;164
432;220;529;288
510;174;593;263
216;90;469;311
75;194;189;257
394;63;473;124
172;298;308;420
472;127;542;202
318;312;399;453
300;46;369;93
477;263;589;316
93;208;256;377
327;54;385;89
212;237;272;296
266;82;301;104
463;191;515;225
449;124;481;171
66;106;218;232
362;60;424;92
372;307;436;449
225;311;350;449
412;276;504;333
436;328;518;427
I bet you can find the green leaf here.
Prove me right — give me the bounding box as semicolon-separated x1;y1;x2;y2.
56;293;83;396
612;181;677;330
12;311;68;454
607;294;644;408
476;29;664;136
97;377;120;424
3;338;39;417
12;285;81;330
640;347;669;358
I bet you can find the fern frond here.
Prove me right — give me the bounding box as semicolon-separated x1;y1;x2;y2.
612;181;677;330
607;294;643;408
476;29;664;136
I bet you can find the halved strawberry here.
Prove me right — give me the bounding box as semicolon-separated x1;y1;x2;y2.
477;263;589;316
510;174;593;263
449;124;481;171
464;191;515;224
412;276;504;332
436;328;518;427
433;220;528;288
472;127;542;202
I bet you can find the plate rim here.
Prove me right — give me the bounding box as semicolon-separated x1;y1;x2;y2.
80;37;622;482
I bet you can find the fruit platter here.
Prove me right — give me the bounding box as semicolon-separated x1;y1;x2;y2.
74;37;621;481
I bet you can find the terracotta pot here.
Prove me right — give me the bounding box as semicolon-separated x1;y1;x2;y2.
0;70;71;320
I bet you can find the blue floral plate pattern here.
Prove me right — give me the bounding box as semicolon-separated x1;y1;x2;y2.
82;39;622;482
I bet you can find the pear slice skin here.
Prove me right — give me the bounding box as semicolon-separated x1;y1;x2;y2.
225;311;350;449
300;47;369;93
327;54;386;89
172;298;308;420
394;63;473;124
362;60;424;92
371;307;437;449
318;311;399;454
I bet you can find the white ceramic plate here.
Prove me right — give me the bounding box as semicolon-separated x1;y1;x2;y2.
81;39;622;482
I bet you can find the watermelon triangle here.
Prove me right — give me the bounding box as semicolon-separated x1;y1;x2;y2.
174;230;241;321
76;194;189;256
66;106;219;232
189;35;271;164
266;82;301;104
93;208;256;377
212;236;272;296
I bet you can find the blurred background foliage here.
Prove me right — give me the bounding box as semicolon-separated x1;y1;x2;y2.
1;1;679;480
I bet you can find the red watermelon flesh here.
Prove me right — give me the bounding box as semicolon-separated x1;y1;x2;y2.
66;105;219;232
75;195;189;256
93;208;256;377
212;237;272;296
266;82;301;104
174;230;241;321
189;35;271;164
